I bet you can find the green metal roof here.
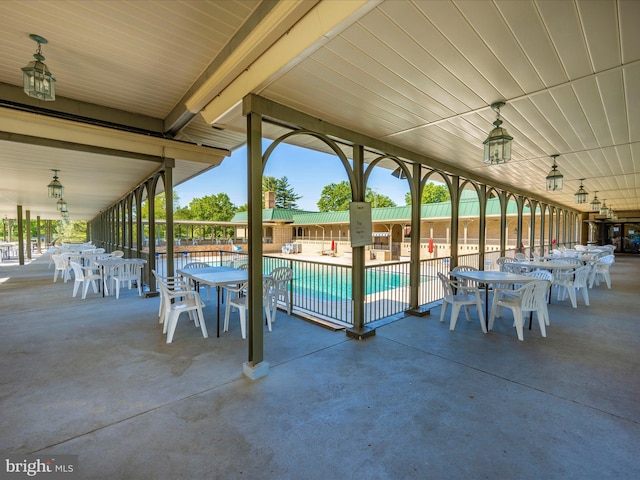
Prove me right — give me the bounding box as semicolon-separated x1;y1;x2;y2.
230;197;525;225
230;208;315;223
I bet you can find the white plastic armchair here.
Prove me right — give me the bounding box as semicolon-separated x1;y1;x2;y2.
590;254;614;289
269;266;293;315
155;271;207;343
489;279;550;341
555;265;592;308
110;260;143;299
223;278;277;339
69;261;101;299
52;254;70;283
183;262;212;300
437;273;486;334
152;270;193;325
450;265;480;295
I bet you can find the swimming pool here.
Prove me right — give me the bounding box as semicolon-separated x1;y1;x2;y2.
290;264;410;300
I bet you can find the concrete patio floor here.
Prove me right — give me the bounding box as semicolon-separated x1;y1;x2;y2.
1;252;639;479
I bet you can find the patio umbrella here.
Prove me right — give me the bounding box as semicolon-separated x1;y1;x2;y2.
331;239;335;251
428;238;434;253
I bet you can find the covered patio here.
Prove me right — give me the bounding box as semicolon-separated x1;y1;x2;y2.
1;251;638;478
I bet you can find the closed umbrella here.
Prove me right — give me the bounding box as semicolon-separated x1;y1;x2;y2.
331;239;335;251
428;238;434;254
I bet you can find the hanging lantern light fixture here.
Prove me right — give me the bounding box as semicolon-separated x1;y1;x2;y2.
599;199;609;217
590;191;601;212
22;34;56;101
56;197;68;213
47;169;64;199
483;102;513;164
546;154;563;191
574;179;588;204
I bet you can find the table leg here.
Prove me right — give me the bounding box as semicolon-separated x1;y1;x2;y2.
485;284;489;330
216;286;221;338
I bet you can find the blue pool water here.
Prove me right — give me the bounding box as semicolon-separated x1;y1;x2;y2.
290;266;410;300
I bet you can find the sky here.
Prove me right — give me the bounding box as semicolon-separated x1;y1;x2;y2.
174;140;412;211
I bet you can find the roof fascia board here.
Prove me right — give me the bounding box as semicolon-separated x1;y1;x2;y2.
0;107;229;165
200;0;378;125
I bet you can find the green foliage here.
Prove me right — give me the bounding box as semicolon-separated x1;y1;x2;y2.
365;188;396;208
317;181;353;212
56;220;87;243
317;181;396;211
262;176;301;209
405;182;450;205
140;192;181;219
189;193;237;239
189;193;236;221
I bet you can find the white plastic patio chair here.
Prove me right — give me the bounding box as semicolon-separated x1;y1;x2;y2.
52;254;70;282
183;262;212;300
152;270;192;326
590;254;614;289
69;261;102;299
223;278;277;339
437;272;486;334
496;256;516;271
110;260;143;298
269;266;293;315
489;279;551;341
555;265;592;308
450;265;480;295
156;272;207;343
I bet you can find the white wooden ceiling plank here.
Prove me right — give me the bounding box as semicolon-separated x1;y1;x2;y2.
377;1;496;109
410;0;524;99
351;11;478;114
267;67;412;138
495;0;567;87
282;58;428;133
455;0;545;94
508;97;568;157
536;0;592;79
550;85;599;152
624;63;640;143
319;35;449;122
597;70;629;147
576;0;621;72
619;0;640;63
572;78;614;148
529;92;585;154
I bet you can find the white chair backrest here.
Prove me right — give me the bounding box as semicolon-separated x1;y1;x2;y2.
270;266;293;283
502;263;522;274
526;270;552;281
496;256;516;266
573;265;592;287
111;250;125;258
184;262;210;269
519;280;551;311
69;261;85;280
113;260;138;278
514;253;528;261
598;255;615;266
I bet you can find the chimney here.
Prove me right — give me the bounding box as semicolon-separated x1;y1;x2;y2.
265;191;276;209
